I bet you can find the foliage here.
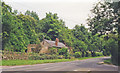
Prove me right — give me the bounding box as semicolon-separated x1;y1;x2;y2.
87;1;119;65
106;38;118;65
29;54;58;60
85;52;91;57
104;59;112;64
2;1;119;66
36;12;65;41
2;2;40;52
74;52;82;58
49;47;57;54
87;2;117;35
58;47;68;55
95;52;103;56
102;49;110;56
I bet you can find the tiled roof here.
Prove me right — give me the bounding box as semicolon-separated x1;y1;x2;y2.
44;39;66;48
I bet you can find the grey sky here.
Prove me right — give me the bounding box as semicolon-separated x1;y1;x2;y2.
3;0;100;29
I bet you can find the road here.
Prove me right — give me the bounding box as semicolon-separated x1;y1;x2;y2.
1;57;119;72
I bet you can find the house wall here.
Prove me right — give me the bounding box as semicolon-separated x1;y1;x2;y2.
27;44;38;53
39;41;51;53
27;40;68;54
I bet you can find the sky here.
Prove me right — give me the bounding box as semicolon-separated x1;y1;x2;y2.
3;0;100;29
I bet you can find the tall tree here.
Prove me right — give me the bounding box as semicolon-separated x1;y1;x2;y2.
87;2;117;35
25;10;39;20
36;12;65;40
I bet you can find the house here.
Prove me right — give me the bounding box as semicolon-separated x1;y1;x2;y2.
27;38;67;53
27;44;41;53
40;38;67;53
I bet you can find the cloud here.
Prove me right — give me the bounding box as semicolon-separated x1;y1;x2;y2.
3;0;99;29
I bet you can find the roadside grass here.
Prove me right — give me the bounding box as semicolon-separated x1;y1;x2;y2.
77;56;104;60
103;58;112;64
1;59;75;66
1;56;105;66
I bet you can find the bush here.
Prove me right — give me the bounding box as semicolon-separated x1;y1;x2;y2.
57;55;65;59
29;56;40;60
65;52;70;59
58;47;68;56
85;52;91;57
96;52;103;56
107;38;118;65
49;47;57;54
74;52;82;58
82;52;86;57
103;49;110;56
29;54;59;60
91;51;96;57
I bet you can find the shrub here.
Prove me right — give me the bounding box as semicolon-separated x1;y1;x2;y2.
82;52;86;57
28;54;59;60
96;52;103;56
57;55;65;59
28;55;47;60
74;52;82;58
85;52;91;57
49;47;57;54
69;56;75;59
65;52;70;59
103;49;110;56
91;51;96;57
58;47;68;56
29;56;40;60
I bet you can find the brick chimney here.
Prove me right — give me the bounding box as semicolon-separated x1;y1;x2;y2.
55;38;59;46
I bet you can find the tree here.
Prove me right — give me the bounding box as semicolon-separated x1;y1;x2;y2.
17;14;40;44
87;2;117;35
87;1;120;65
2;2;40;52
25;10;39;20
73;40;87;53
36;12;65;40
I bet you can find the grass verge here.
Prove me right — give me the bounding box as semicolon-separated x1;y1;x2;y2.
1;56;104;66
103;58;112;64
1;59;75;66
77;56;104;60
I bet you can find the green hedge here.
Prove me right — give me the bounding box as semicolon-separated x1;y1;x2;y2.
29;55;58;60
96;52;103;56
85;52;91;57
74;52;82;58
28;54;73;60
82;52;86;57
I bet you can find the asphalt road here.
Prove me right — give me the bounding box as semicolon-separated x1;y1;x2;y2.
1;57;118;72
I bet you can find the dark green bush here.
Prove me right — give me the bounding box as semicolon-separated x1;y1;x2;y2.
103;49;110;56
91;51;96;57
65;52;70;59
49;47;57;54
74;52;82;58
96;52;103;56
29;54;59;60
82;52;86;57
85;52;91;57
58;47;68;55
57;55;65;59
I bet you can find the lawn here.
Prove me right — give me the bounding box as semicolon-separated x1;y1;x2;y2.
1;56;104;66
